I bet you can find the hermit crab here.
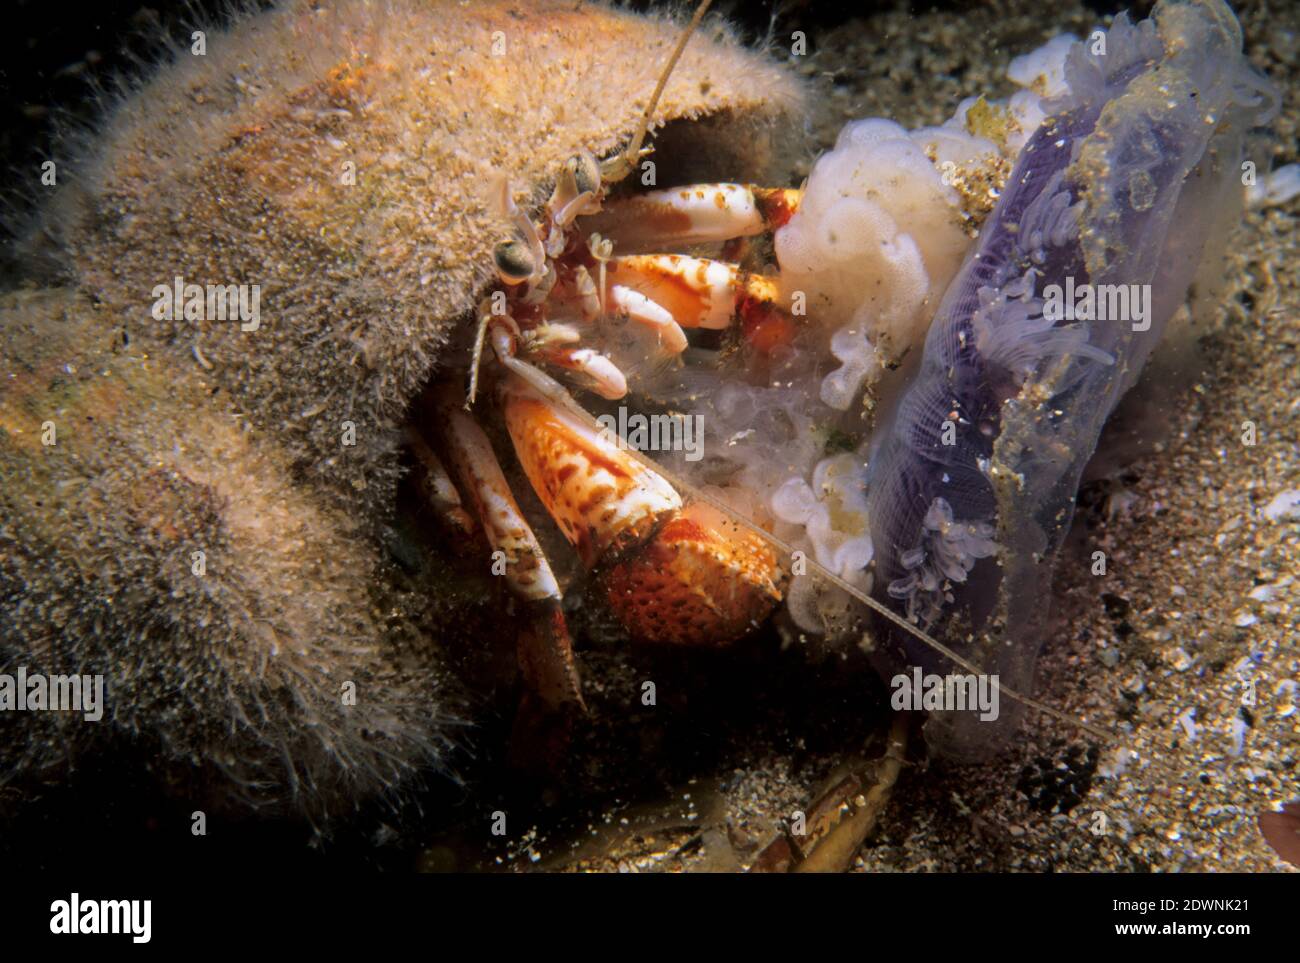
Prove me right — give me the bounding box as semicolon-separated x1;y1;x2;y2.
417;0;1289;752
413;89;807;729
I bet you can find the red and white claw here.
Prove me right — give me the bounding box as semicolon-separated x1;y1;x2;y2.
500;373;680;568
602;501;785;647
605;254;797;355
536;344;628;400
499;374;784;646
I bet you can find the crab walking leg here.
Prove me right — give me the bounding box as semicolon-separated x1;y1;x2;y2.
429;385;584;711
751;714;910;873
541;274;689;354
606;254;781;329
407;430;478;542
606;254;798;354
583;184;802;252
505;316;630;400
499;373;784;645
532;344;629;400
604;285;689;353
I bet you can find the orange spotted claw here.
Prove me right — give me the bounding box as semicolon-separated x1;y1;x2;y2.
602;502;784;646
499;373;784;647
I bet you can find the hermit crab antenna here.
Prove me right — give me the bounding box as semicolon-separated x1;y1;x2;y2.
602;0;714;183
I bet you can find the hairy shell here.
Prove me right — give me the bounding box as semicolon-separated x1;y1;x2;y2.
54;0;803;515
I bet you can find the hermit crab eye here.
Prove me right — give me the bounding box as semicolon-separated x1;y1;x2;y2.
569;151;601;196
493;238;534;284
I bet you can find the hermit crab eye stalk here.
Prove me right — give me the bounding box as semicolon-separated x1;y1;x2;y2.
569;151;602;197
493;238;535;285
548;151;605;226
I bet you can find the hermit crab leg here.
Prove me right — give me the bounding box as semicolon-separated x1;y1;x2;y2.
605;255;782;328
407;429;478;542
750;715;910;873
428;383;584;712
497;372;681;568
533;343;629;400
583;184;802;253
603;286;689;353
541;271;689;355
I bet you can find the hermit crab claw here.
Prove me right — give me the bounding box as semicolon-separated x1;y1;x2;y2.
600;501;786;647
416;362;785;769
497;374;785;647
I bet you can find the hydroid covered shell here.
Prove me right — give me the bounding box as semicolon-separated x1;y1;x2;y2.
1;288;462;814
47;0;805;517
